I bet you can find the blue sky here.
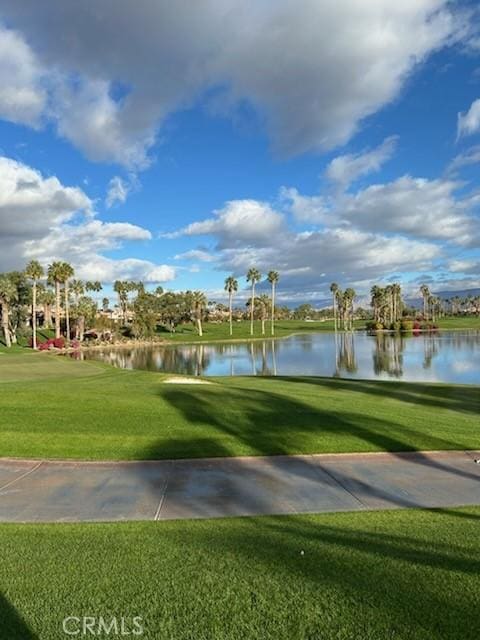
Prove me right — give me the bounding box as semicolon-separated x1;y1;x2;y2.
0;1;479;305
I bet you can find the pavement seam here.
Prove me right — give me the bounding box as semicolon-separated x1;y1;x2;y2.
0;460;44;493
309;456;368;509
154;462;173;521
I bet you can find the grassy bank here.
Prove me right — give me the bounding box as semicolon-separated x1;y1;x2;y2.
1;507;479;639
0;352;478;460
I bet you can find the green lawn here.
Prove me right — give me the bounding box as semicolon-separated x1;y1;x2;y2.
159;319;346;342
1;507;479;639
436;316;480;330
0;352;478;460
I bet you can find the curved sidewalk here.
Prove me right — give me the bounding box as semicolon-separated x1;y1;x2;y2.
0;450;479;523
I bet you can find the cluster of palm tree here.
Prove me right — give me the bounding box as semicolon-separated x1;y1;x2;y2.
0;260;103;348
370;283;403;326
224;269;280;336
329;283;356;330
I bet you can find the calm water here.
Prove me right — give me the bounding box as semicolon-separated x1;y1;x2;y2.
77;331;480;384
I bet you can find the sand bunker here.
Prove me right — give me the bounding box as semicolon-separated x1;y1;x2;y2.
163;376;212;384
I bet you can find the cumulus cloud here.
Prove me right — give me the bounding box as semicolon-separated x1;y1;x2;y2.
457;98;480;139
0;155;175;283
339;176;478;245
170;200;285;249
447;259;480;275
174;249;216;262
325;136;398;189
283;173;479;246
0;25;46;127
0;1;471;165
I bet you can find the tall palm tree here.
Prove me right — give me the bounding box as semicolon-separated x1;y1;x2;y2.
192;291;207;336
344;288;356;330
420;284;430;321
330;282;339;331
39;288;55;329
47;261;65;339
224;276;238;336
257;294;270;336
25;260;44;349
246;268;261;336
60;262;74;342
267;270;279;335
0;275;17;348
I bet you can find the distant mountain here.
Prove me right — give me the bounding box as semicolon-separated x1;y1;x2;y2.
405;287;480;308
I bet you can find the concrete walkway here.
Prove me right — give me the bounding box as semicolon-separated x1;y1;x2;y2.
0;450;479;523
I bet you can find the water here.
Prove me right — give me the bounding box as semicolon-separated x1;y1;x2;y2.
76;330;480;384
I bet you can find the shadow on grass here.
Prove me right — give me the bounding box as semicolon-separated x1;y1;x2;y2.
0;592;39;639
277;375;480;416
149;509;480;639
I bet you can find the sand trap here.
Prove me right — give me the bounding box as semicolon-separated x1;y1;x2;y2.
163;376;212;385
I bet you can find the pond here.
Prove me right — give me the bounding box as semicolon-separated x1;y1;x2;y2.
76;330;480;384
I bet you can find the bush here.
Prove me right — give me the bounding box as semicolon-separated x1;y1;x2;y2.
391;321;401;332
401;320;413;332
374;322;384;330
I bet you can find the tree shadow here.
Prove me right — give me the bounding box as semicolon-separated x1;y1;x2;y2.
277;375;480;416
154;508;480;638
0;592;39;639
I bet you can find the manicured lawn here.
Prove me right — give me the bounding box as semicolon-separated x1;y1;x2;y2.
1;507;479;639
0;353;478;459
159;319;346;342
436;316;480;330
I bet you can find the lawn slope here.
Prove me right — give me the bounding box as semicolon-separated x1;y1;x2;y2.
0;507;479;639
0;353;478;460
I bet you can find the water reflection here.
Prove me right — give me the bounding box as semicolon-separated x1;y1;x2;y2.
77;330;480;384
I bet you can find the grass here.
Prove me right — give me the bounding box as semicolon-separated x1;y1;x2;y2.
1;507;479;639
436;316;480;330
158;319;347;343
0;352;478;460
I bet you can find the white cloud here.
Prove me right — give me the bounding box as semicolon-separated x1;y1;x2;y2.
448;259;480;275
0;155;175;283
73;257;175;283
105;174;138;208
0;2;471;165
457;98;480;139
340;176;477;245
447;144;480;173
0;25;45;127
171;200;285;248
325;136;398;189
280;187;330;225
174;249;216;262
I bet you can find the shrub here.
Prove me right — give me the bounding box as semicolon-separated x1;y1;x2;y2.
53;337;65;349
401;320;413;332
391;321;401;332
374;322;383;330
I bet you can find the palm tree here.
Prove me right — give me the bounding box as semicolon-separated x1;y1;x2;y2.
60;262;74;342
420;284;430;321
47;261;65;339
267;270;279;335
39;288;55;329
344;288;356;330
25;260;44;349
246;268;261;336
257;294;270;335
224;276;238;336
114;280;134;324
0;275;17;348
192;291;207;336
330;282;339;331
